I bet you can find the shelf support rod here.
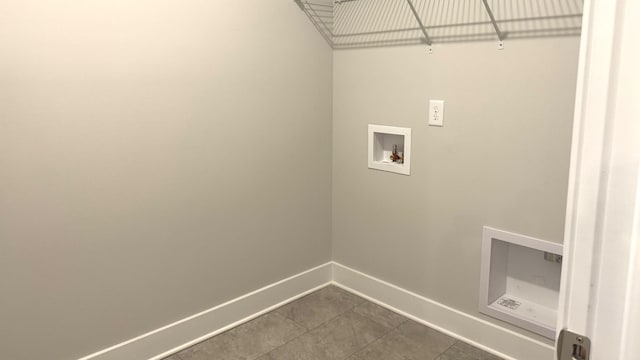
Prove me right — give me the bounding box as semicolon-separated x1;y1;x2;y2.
481;0;504;49
405;0;433;50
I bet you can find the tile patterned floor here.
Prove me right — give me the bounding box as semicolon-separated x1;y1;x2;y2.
164;286;502;360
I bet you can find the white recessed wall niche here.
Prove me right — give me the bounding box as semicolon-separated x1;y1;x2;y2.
367;124;411;175
479;226;563;339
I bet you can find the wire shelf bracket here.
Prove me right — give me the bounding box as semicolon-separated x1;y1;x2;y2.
405;0;433;54
481;0;505;50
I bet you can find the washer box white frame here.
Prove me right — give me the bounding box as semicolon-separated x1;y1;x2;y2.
367;124;411;175
479;226;563;339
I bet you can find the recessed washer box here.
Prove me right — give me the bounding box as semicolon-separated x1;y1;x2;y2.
479;226;563;339
368;124;411;175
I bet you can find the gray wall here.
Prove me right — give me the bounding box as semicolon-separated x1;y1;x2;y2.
0;1;333;359
332;39;579;341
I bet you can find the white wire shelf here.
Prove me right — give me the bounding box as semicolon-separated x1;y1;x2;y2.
295;0;583;50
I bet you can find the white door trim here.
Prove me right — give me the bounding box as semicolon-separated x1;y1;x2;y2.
558;0;640;358
557;0;618;336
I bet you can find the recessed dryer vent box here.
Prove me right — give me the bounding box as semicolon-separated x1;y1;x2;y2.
368;124;411;175
479;226;563;339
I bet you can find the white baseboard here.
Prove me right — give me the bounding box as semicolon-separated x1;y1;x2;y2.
78;261;553;360
78;262;333;360
331;262;555;360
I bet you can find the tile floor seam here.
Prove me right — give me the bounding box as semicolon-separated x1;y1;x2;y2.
300;303;357;332
246;311;309;360
314;310;390;360
251;327;311;360
339;313;409;360
276;285;359;330
270;310;297;325
434;340;459;360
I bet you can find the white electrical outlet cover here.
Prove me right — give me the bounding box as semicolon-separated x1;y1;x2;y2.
429;100;445;127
